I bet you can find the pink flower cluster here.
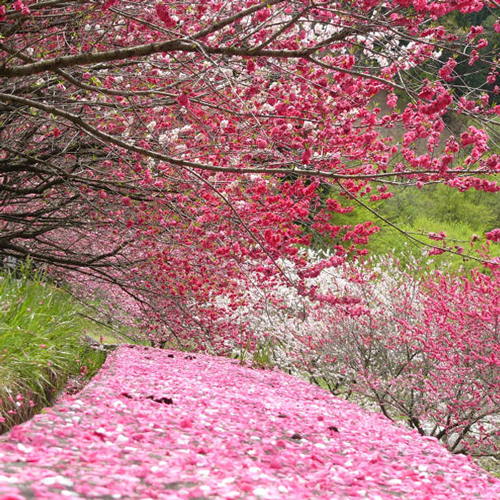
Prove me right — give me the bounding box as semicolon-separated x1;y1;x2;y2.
1;347;500;499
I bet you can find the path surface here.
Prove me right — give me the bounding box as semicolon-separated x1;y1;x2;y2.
1;345;500;499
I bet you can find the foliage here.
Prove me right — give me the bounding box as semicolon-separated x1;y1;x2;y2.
232;338;276;369
443;7;500;104
0;266;106;434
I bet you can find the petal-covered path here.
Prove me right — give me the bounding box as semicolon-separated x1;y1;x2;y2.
1;346;500;499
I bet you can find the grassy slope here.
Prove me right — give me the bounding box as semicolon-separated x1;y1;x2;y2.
324;182;500;271
0;267;108;434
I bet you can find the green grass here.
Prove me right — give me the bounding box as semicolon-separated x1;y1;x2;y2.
363;217;499;272
231;338;277;369
0;265;108;434
322;181;500;271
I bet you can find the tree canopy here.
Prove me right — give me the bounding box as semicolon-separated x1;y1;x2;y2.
1;0;500;348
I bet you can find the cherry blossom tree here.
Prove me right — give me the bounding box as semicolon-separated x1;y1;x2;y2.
1;0;500;348
243;254;500;457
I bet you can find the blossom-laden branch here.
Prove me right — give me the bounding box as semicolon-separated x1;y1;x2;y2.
0;0;499;348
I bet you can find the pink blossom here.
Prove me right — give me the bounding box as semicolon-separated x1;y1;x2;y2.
246;59;256;73
156;3;176;28
301;148;312;165
1;347;499;498
177;94;189;107
486;228;500;242
13;0;30;15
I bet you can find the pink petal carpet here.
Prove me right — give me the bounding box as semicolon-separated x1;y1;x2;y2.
1;346;499;499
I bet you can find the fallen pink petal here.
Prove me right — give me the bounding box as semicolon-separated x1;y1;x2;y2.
1;346;499;499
